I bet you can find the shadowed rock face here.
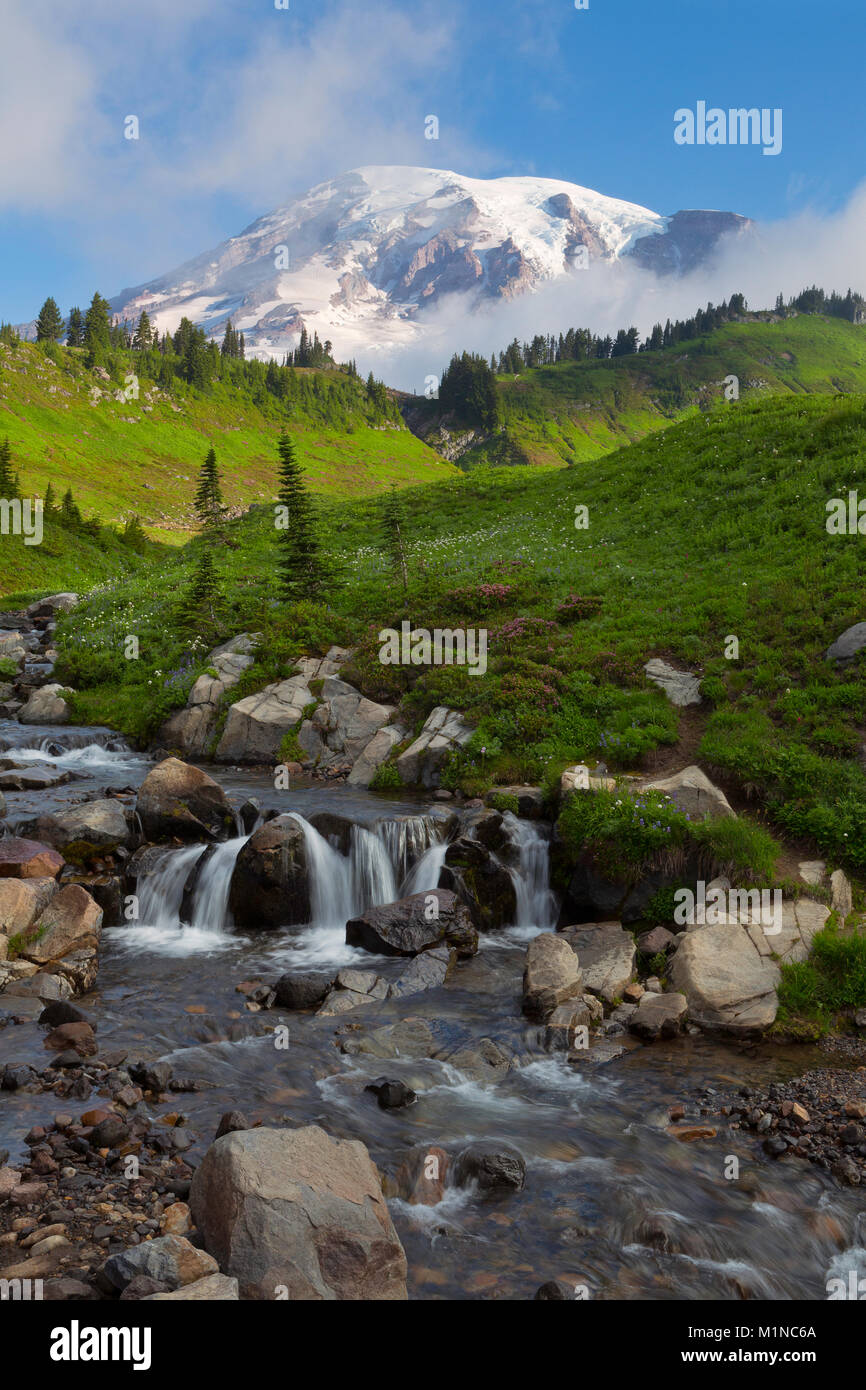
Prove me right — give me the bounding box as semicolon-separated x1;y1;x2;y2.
629;209;753;274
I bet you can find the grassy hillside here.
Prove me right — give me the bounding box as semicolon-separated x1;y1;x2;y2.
0;339;455;543
416;314;866;468
58;390;866;875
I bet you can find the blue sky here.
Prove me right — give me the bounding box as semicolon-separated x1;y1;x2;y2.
0;0;863;323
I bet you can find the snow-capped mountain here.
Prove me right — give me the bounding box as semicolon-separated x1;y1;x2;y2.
109;166;751;360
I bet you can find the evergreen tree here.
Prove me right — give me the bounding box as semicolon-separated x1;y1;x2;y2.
66;307;84;347
84;293;112;367
177;549;221;634
221;320;239;358
194;447;224;529
43;481;56;513
35;296;64;343
0;438;18;498
275;432;324;600
60;487;82;528
380;485;408;594
132;311;153;350
122;515;148;552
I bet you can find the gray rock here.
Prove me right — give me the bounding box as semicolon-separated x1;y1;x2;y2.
395;706;474;787
228;815;310;928
522;932;583;1021
388;945;455;998
136;757;234;842
18;683;73;725
642;765;733;820
102;1235;218;1291
629;991;688;1040
346;889;478;958
452;1141;526;1193
644;659;702;707
636;925;677;956
189;1125;408;1300
561;922;636;1003
544;999;592;1051
826;622;866;666
273;972;332;1009
17;799;130;852
670;923;779;1037
214;676;313;763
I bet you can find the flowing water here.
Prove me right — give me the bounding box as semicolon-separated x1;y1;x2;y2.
1;725;864;1300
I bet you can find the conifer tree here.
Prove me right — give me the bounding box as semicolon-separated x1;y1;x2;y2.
177;549;221;634
132;311;152;350
194;447;224;529
380;484;408;594
275;432;324;600
0;438;18;498
35;296;64;343
84;293;112;367
60;487;82;527
66;307;84;347
43;481;56;513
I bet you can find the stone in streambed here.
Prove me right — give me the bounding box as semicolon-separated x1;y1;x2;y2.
229;815;311;928
102;1235;218;1292
522;932;583;1021
451;1141;526;1194
346;889;477;958
136;757;235;842
364;1077;417;1110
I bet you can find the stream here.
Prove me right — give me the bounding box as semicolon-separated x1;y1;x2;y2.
1;720;865;1301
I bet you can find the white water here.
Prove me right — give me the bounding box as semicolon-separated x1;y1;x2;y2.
503;812;558;931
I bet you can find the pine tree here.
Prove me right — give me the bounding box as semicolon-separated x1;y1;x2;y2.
0;438;18;498
275;432;324;600
132;311;152;350
84;293;112;367
66;307;84;347
60;487;82;528
123;515;148;552
43;481;56;513
35;296;64;343
220;320;238;358
177;549;221;634
194;447;224;529
380;485;408;594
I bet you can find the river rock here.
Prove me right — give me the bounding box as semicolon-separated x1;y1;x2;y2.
18;683;73;725
0;877;58;937
17;799;130;853
102;1235;218;1292
136;757;235;842
451;1141;526;1193
27;593;78;618
189;1125;408;1300
0;838;64;880
144;1273;239;1300
346;889;478;958
388;945;455;997
441;837;517;931
522;933;583;1021
544;999;592;1051
229;815;310;928
636;925;677;956
395;706;474;787
560;922;636;1003
629;991;688;1040
20;884;102;966
670;922;780;1036
644;659;702;707
273;971;333;1010
214;675;313;763
642;765;733;820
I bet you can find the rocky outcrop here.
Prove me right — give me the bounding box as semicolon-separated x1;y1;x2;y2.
228;816;310;928
644;659;701;707
670;922;780;1037
19;884;102;967
18;683;73;725
189;1125;408;1300
346;889;478;958
136;757;235;842
160;633;259;757
395;707;473;787
0;877;58;938
642;765;733;820
441;833;517;931
826;621;866;667
346;725;405;786
26;592;78;618
214;647;352;764
297;677;395;770
522;933;583;1021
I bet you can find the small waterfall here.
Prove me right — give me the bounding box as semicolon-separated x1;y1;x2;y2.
136;836;248;934
402;840;449;895
350;824;398;908
188;836;249;931
288;813;356;927
377;814;443;885
502;813;558;930
137;844;205;930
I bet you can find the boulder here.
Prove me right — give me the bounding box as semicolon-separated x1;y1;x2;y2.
214;676;313;763
347;726;405;787
451;1141;526;1193
346;889;478;958
189;1125;408;1300
441;837;517;931
17;799;130;853
560;765;616;796
629;991;688;1040
485;784;546;818
26;593;78;618
395;706;473;787
644;659;702;707
136;757;235;842
830;869;853;920
745;898;830;965
20;884;102;965
0;838;64;880
560;922;636;1003
273;972;333;1010
319;678;395;762
388;945;455;997
642;765;733;820
160;634;258;756
228;816;310;928
0;877;57;936
522;933;583;1021
636;925;677;956
543;999;592;1051
144;1273;239;1301
826;622;866;667
18;684;73;725
669;923;780;1037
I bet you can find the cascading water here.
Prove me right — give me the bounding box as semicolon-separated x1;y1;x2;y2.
501;812;558;930
402;839;449;895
